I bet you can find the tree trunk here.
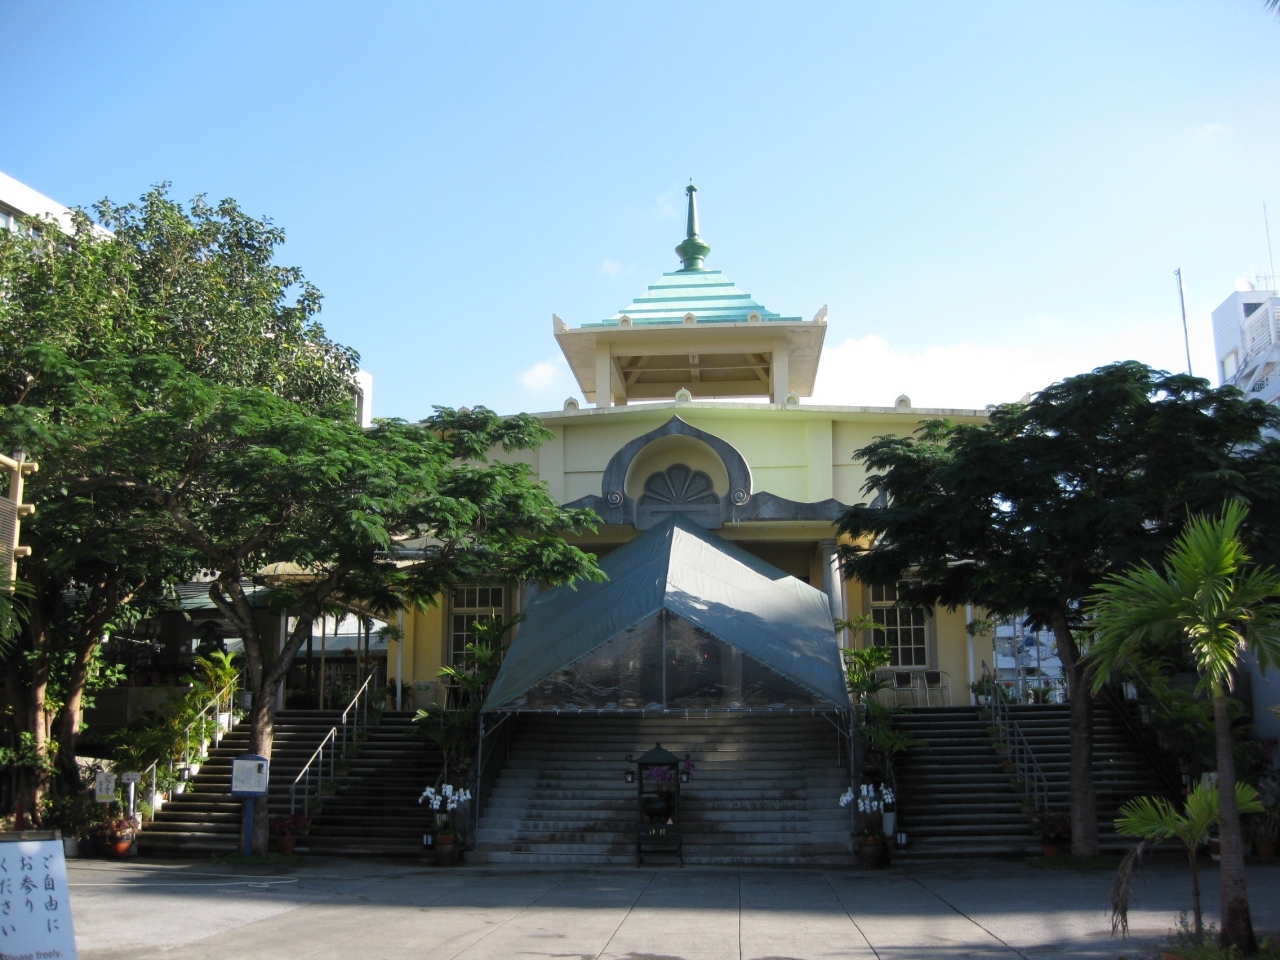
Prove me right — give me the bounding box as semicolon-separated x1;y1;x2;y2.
1189;847;1203;936
1212;688;1256;954
22;592;53;817
239;692;276;857
1050;614;1098;857
54;636;99;792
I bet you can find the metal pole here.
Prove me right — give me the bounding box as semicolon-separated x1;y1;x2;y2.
1175;268;1193;376
319;615;327;711
396;608;404;711
242;800;254;858
278;614;287;711
1266;203;1276;289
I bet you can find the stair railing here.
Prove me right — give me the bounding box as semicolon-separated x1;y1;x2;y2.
290;727;338;816
182;677;238;769
1098;681;1182;801
983;663;1051;812
341;672;376;756
285;672;378;815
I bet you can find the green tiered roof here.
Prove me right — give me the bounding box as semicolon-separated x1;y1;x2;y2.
585;184;800;328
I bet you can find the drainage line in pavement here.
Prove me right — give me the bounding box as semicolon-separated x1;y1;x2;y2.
593;870;659;960
819;872;881;960
907;875;1030;960
446;872;574;960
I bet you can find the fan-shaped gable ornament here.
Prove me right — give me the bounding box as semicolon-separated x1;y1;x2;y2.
636;464;720;527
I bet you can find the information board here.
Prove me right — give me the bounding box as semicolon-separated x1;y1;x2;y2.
120;772;141;785
230;755;269;797
92;772;115;803
0;833;78;960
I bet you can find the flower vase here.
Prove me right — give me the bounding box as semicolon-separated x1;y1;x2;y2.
277;836;297;855
436;836;460;866
1256;839;1276;863
857;837;888;868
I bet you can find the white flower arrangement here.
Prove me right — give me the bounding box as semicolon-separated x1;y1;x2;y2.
840;783;894;812
419;783;472;811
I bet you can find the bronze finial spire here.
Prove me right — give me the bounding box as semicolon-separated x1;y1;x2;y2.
675;182;711;272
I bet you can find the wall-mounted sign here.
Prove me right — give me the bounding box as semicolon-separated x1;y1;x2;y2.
0;832;78;958
230;755;270;798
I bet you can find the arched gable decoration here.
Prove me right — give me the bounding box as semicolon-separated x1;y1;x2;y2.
563;415;849;530
602;416;751;511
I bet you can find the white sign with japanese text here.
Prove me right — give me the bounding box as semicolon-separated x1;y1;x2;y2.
120;773;141;785
0;834;77;960
92;772;115;804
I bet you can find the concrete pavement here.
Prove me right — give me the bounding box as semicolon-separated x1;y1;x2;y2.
66;856;1280;960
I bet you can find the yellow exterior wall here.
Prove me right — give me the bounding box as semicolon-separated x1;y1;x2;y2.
493;401;986;509
392;596;448;706
470;400;990;705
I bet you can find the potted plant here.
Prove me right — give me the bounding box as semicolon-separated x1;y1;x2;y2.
97;817;136;858
420;783;471;865
1029;809;1071;858
268;814;311;854
843;783;890;868
41;793;103;858
880;784;898;838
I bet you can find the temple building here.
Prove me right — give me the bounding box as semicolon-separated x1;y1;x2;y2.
393;187;987;710
384;186;992;863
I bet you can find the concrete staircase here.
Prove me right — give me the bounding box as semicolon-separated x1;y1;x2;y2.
302;711;442;857
138;710;345;857
471;715;852;866
1010;702;1171;849
891;703;1170;858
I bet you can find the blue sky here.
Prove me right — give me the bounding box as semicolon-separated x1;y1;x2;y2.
4;2;1280;418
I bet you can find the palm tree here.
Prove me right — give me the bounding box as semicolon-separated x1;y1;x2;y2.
1087;502;1280;954
1111;781;1263;937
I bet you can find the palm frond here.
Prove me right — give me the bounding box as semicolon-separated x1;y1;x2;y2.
1088;502;1280;695
1110;839;1151;938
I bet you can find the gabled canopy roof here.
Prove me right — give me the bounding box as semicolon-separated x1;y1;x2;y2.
484;515;851;712
588;269;799;328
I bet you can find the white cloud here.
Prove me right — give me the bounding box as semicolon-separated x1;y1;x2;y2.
652;190;680;222
810;325;1200;411
519;356;574;394
1191;123;1228;140
601;259;622;277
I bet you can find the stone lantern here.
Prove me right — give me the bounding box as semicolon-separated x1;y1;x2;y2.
630;743;685;865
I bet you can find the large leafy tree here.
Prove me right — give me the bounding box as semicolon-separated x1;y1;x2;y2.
1089;503;1280;954
837;362;1280;856
1;186;359;812
48;351;600;853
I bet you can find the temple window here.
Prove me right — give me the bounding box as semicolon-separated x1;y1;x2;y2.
869;581;929;667
448;584;506;664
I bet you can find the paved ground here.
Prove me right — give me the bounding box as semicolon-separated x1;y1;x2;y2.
67;856;1279;960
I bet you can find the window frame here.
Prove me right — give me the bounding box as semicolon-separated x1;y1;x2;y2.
447;584;508;665
864;579;935;669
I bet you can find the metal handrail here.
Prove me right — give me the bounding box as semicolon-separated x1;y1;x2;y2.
340;672;376;755
182;677;238;768
288;671;378;815
142;759;158;816
983;662;1051;813
290;727;337;816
